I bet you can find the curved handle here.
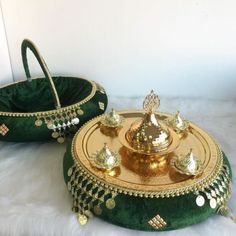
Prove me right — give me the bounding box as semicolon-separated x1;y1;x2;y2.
21;39;61;109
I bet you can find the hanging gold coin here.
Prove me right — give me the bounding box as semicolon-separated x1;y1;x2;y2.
57;136;65;144
77;214;88;225
67;168;73;177
52;131;59;138
35;119;42;127
47;121;54;129
210;198;217;209
94;205;102;215
106;198;116;209
196;195;205;207
77;109;84;116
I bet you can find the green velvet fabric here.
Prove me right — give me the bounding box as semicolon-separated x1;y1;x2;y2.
63;146;232;231
0;77;107;142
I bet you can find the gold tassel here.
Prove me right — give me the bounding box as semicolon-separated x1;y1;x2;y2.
218;205;236;223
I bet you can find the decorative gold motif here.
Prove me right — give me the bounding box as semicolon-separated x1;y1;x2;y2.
100;109;124;128
0;124;9;136
35;110;81;143
67;163;117;224
148;214;167;230
89;143;120;170
195;164;231;210
143;90;160;113
168;111;189;133
171;149;203;176
99;102;105;111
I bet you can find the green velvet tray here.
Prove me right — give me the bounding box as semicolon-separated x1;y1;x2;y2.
0;39;107;142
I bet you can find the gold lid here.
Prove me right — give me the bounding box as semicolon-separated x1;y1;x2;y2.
101;109;124;128
171;149;203;176
89;143;120;171
126;90;172;154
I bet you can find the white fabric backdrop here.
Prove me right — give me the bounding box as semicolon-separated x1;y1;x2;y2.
0;3;12;84
1;0;236;99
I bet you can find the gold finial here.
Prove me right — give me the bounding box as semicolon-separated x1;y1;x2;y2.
101;109;124;128
89;143;120;170
143;90;160;113
171;149;203;176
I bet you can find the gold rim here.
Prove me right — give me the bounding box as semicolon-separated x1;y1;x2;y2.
0;77;97;117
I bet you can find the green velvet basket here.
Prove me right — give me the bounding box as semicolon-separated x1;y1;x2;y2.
62;104;233;231
0;39;107;142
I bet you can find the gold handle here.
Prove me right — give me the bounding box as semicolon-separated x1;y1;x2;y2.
21;39;61;109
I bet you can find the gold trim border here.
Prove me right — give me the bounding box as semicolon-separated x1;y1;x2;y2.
71;114;223;198
0;76;97;117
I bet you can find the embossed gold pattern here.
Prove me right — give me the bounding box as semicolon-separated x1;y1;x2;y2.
99;102;105;111
0;124;9;136
148;214;167;229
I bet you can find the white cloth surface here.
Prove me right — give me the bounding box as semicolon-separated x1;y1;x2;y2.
0;96;236;236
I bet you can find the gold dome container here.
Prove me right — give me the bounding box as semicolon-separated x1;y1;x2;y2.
125;90;173;154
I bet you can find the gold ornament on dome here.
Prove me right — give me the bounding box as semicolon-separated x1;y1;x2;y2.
171;149;203;176
100;109;124;128
89;143;120;171
168;111;189;133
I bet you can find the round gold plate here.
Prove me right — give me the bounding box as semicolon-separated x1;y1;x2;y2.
73;111;221;193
